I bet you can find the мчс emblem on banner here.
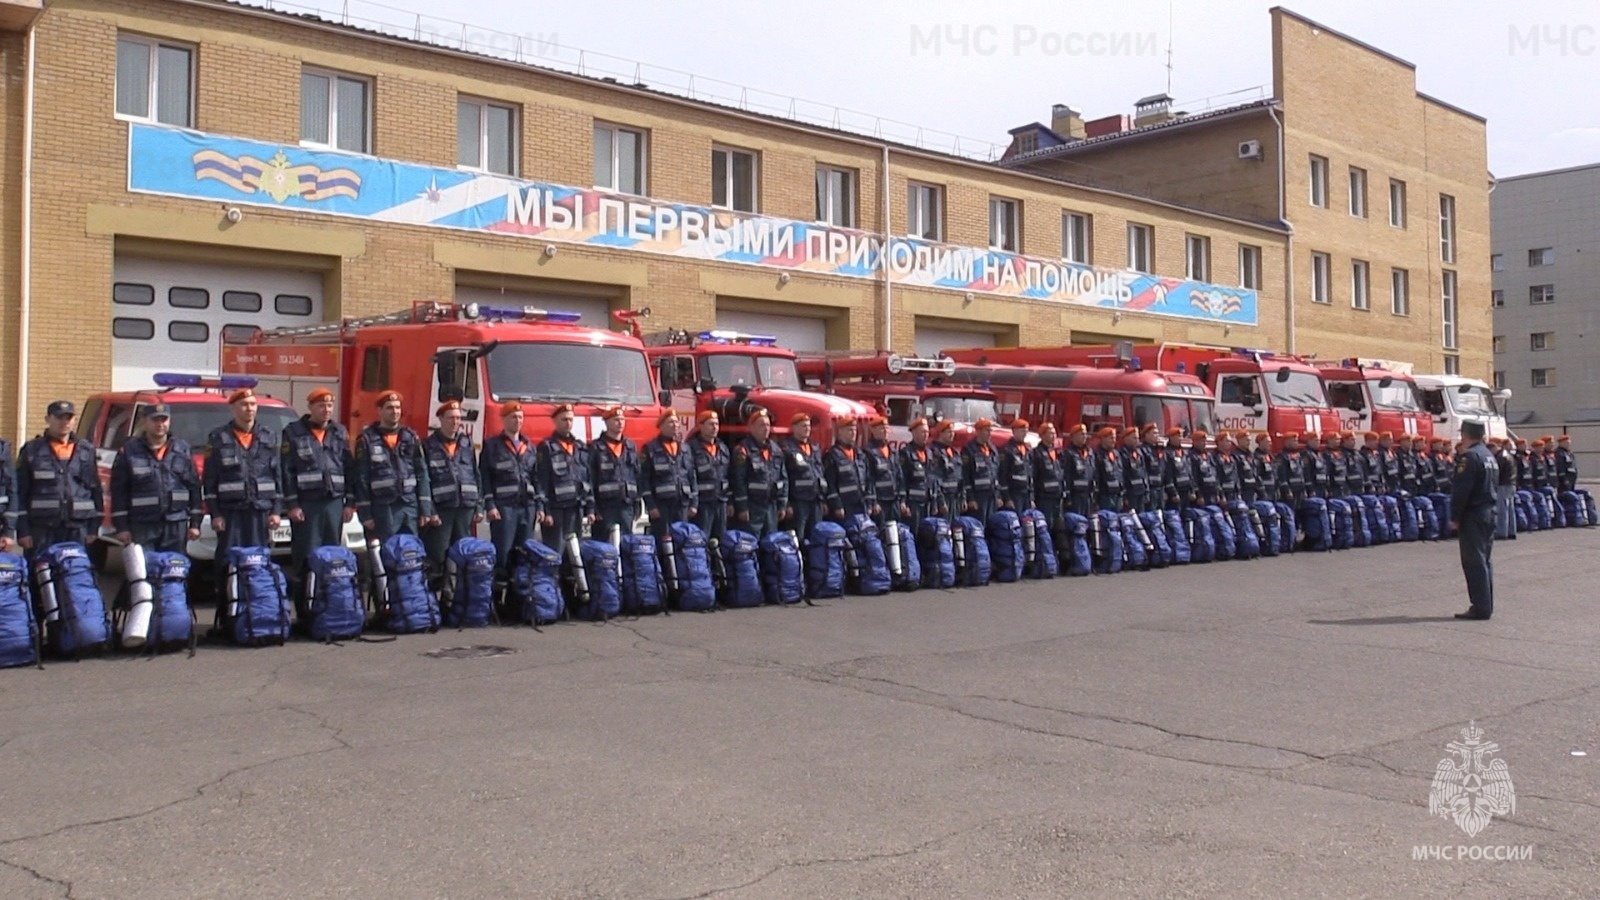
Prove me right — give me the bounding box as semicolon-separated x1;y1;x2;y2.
1428;721;1515;838
192;148;362;204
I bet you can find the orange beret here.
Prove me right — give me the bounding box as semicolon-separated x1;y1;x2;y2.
1233;430;1249;440
974;418;995;430
1255;432;1272;443
1217;431;1235;442
1143;423;1160;434
600;405;624;420
748;408;770;422
1514;438;1527;445
836;415;857;427
1191;428;1208;438
1011;419;1030;430
657;411;680;427
552;403;575;417
1558;435;1571;443
1281;431;1298;440
1096;426;1118;438
791;413;811;426
1039;422;1057;433
1068;423;1087;435
435;400;462;417
1541;435;1555;443
377;390;402;407
1378;431;1392;440
909;417;928;430
500;401;523;416
1121;426;1138;438
307;387;334;405
696;410;719;425
1531;440;1544;448
1363;431;1379;440
228;388;255;404
1167;427;1184;437
934;419;956;434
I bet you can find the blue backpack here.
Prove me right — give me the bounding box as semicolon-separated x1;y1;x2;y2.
304;546;365;641
845;515;892;596
444;538;497;628
804;520;849;599
1301;497;1332;550
1093;510;1123;574
916;517;956;589
121;550;196;655
955;516;992;586
512;540;565;626
890;521;922;591
1118;513;1148;569
577;540;622;621
759;531;806;605
986;511;1024;584
1207;507;1236;560
1139;511;1173;567
378;534;439;634
0;553;41;669
669;521;716;612
1253;501;1281;557
620;534;668;615
1021;509;1057;579
1061;512;1092;576
37;543;110;658
718;530;764;608
221;546;291;646
1183;509;1215;563
1328;499;1354;549
1275;502;1300;552
1228;501;1261;560
1162;510;1191;565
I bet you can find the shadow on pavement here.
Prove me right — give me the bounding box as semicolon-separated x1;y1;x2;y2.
1308;615;1461;626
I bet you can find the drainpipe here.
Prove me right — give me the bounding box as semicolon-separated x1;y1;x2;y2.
16;17;39;439
881;144;892;352
1267;103;1293;355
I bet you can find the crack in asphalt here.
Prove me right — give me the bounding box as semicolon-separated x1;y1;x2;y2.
0;856;72;899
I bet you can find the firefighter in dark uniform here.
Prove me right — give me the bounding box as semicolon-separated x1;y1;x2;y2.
353;390;434;541
203;389;281;556
420;399;482;571
1190;430;1220;507
1428;436;1457;529
1094;426;1124;512
962;419;1000;521
537;404;593;547
111;403;202;558
781;414;826;541
1162;427;1195;512
16;401;104;554
589;406;642;542
1320;432;1349;504
689;411;730;542
1213;432;1242;504
1118;426;1150;513
932;420;965;520
1554;434;1580;493
897;418;939;525
1359;432;1385;495
0;432;15;554
1512;438;1533;491
1491;438;1519;539
1374;432;1401;496
1140;425;1166;513
479;401;543;578
1275;432;1308;508
824;415;873;521
1063;424;1095;518
730;409;787;540
1450;420;1497;620
1252;432;1278;502
997;419;1034;512
865;415;906;528
280;387;354;580
1396;434;1424;497
1301;433;1331;501
1030;423;1066;532
1340;432;1368;503
640;411;697;540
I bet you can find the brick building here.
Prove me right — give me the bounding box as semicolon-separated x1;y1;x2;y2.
0;0;1484;438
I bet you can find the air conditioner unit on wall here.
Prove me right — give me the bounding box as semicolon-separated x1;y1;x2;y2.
1238;140;1262;160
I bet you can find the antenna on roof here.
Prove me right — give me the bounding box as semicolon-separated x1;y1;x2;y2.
1165;0;1175;97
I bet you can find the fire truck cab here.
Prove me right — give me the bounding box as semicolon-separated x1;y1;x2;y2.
944;363;1216;441
222;301;667;447
794;352;997;446
644;330;875;446
1412;374;1510;443
1315;359;1434;438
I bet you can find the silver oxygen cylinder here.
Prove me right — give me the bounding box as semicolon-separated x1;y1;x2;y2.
952;522;967;576
1090;512;1106;558
1131;513;1155;551
120;543;153;649
225;553;243;619
1247;506;1266;541
1021;514;1037;565
305;567;319;604
367;539;388;606
660;529;679;593
565;532;590;602
884;520;903;577
842;527;860;580
34;558;59;623
609;524;623;579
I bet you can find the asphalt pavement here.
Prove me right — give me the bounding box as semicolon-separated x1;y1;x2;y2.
1;528;1596;899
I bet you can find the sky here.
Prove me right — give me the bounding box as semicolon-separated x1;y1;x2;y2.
242;0;1600;177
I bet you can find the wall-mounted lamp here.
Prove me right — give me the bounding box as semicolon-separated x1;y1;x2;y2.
1112;311;1123;324
1223;324;1232;335
542;244;558;258
778;272;791;285
963;292;974;306
222;206;243;224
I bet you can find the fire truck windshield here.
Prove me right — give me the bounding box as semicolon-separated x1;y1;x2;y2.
486;342;655;405
703;355;799;390
1366;377;1423;411
1450;385;1496;415
1264;371;1330;408
1161;398;1214;434
923;396;998;424
137;402;298;451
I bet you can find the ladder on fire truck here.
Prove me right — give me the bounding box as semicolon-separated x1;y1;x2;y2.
794;350;956;387
235;301;585;343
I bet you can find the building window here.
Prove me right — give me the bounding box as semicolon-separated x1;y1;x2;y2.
222;291;262;313
169;287;209;309
815;167;856;227
1062;212;1092;264
1530;331;1553;351
301;69;370;153
711;146;759;213
593;123;646;195
1126;223;1154;273
1389;179;1407;228
1439;195;1457;264
275;294;314;316
115;35;193;126
1441;270;1458;349
1238;244;1261;290
1348;167;1367;218
1310;251;1331;303
1014;131;1038;154
1493;335;1505;354
1532;368;1555;388
1443;355;1460;376
457;98;516;175
1492;370;1506;390
1308;155;1328;208
1351;259;1370;310
989;197;1021;252
114;283;155;306
1491;253;1504;271
1528;247;1554;267
1492;289;1504;308
1184;235;1210;281
1529;284;1555;305
1391;268;1410;316
112;318;155;340
907;182;944;240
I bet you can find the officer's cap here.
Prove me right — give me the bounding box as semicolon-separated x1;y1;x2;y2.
144;404;172;420
46;400;76;418
1462;420;1486;439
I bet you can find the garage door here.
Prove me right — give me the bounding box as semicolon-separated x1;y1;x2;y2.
112;258;325;391
454;285;613;328
715;310;827;352
916;326;995;358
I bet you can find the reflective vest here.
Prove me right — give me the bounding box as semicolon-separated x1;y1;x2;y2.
691;438;730;504
999;440;1033;501
591;436;642;506
732;437;786;510
1096;447;1124;500
900;443;937;505
1191;451;1219;500
1214;450;1241;499
866;439;900;505
1065;445;1095;494
422;431;480;510
963;442;997;496
1555;447;1578;491
782;439;825;503
1431;452;1455;491
934;444;964;499
1253;449;1278;496
1342;449;1367;494
1030;445;1064;499
22;436;100;525
1163;448;1193;497
1237;448;1261;496
642;437;696;506
480;433;540;509
539;434;591;511
281;417;350;503
206;424;280;511
357;425;422;506
1276;450;1307;500
113;436;199;526
824;443;868;512
1120;445;1149;496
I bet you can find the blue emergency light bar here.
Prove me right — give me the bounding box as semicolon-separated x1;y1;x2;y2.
915;375;926;390
1175;362;1187;373
153;372;259;390
462;302;582;323
698;330;778;346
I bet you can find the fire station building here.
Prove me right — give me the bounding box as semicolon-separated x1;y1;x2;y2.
0;0;1488;433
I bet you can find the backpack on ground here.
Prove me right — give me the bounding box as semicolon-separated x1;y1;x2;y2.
1328;499;1354;550
1118;513;1148;569
845;515;892;596
620;534;668;615
985;511;1024;584
0;553;41;669
890;521;922;590
1139;510;1173;567
1228;501;1262;560
1207;507;1236;560
804;520;848;599
955;515;992;586
376;534;439;634
916;517;956;589
220;546;291;647
1253;501;1281;558
1093;510;1123;574
1412;495;1441;540
668;521;715;612
1274;502;1299;552
577;539;622;621
1183;508;1215;563
1376;495;1402;542
35;543;110;658
759;531;806;605
1021;509;1057;579
1061;512;1092;576
443;538;497;629
1301;498;1332;551
511;539;564;626
718;530;764;608
118;546;196;655
1161;509;1191;565
303;546;365;642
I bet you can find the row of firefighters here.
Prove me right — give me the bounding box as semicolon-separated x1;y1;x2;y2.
0;390;1590;590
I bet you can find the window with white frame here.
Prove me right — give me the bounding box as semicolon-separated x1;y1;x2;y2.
1308;155;1328;208
1492;335;1505;354
1238;244;1261;290
1348;167;1367;217
1492;370;1506;390
1492;289;1504;307
1530;331;1553;351
1532;368;1555;388
1184;235;1210;281
301;69;370;153
1062;211;1091;264
1391;268;1410;315
907;182;944;240
1491;253;1504;271
1351;259;1370;310
116;34;193;126
1439;194;1457;263
1389;179;1407;227
815;166;856;227
711;146;759;212
1126;223;1154;272
989;197;1021;251
457;97;516;175
1310;251;1331;303
593;123;646;195
1441;270;1458;349
1443;355;1460;376
1528;247;1554;266
1529;284;1555;305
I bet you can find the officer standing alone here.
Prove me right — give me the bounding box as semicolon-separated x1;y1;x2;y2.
1450;420;1498;621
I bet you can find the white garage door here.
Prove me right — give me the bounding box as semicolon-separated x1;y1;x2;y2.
454;285;613;329
916;326;996;358
112;258;325;391
716;310;828;352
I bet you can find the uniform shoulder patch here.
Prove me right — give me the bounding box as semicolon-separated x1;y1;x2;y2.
1456;459;1467;474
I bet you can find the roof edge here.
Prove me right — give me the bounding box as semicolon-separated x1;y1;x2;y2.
1269;6;1416;71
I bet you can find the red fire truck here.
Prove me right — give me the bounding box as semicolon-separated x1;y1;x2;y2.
793;352;997;446
1314;359;1434;439
642;330;876;446
220;301;668;445
943;363;1216;438
943;343;1341;441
